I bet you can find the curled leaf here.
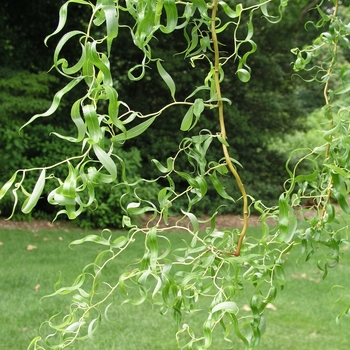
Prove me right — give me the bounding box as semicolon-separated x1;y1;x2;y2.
236;68;251;83
22;169;46;214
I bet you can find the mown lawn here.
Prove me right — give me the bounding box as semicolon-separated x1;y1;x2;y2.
0;226;349;349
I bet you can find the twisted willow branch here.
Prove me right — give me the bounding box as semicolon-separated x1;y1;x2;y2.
211;0;248;256
320;0;339;224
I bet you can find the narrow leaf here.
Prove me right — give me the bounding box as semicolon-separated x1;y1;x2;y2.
67;98;86;142
83;104;102;144
156;60;176;100
70;234;110;247
111;116;156;142
45;0;91;45
193;175;208;197
193;98;204;118
274;265;286;286
209;172;235;201
217;134;229;146
203;319;213;348
218;1;240;18
86;41;113;86
181;210;199;233
111;235;128;249
20;77;84;130
160;0;178;33
93;145;117;180
53;31;86;76
180;106;194;131
62;162;77;199
0;172;18;200
278;194;297;242
151;158;172;173
97;0;119;56
212;301;239;314
104;85;125;133
237;68;251;83
147;227;158;271
22;169;46;214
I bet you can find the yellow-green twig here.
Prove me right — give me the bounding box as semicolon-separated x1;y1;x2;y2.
211;0;248;256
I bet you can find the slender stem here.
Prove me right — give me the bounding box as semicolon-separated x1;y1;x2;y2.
324;0;339;159
211;0;248;256
320;0;339;223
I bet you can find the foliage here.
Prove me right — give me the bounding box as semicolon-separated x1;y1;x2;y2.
0;0;319;221
1;0;350;349
0;68;149;228
118;0;312;210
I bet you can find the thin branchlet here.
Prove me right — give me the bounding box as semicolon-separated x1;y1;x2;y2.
210;0;248;256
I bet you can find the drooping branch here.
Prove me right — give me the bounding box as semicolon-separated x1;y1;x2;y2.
211;0;248;256
320;0;339;224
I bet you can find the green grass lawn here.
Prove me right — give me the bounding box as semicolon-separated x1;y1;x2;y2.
0;226;350;349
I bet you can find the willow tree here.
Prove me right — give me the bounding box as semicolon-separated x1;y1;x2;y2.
1;0;350;349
